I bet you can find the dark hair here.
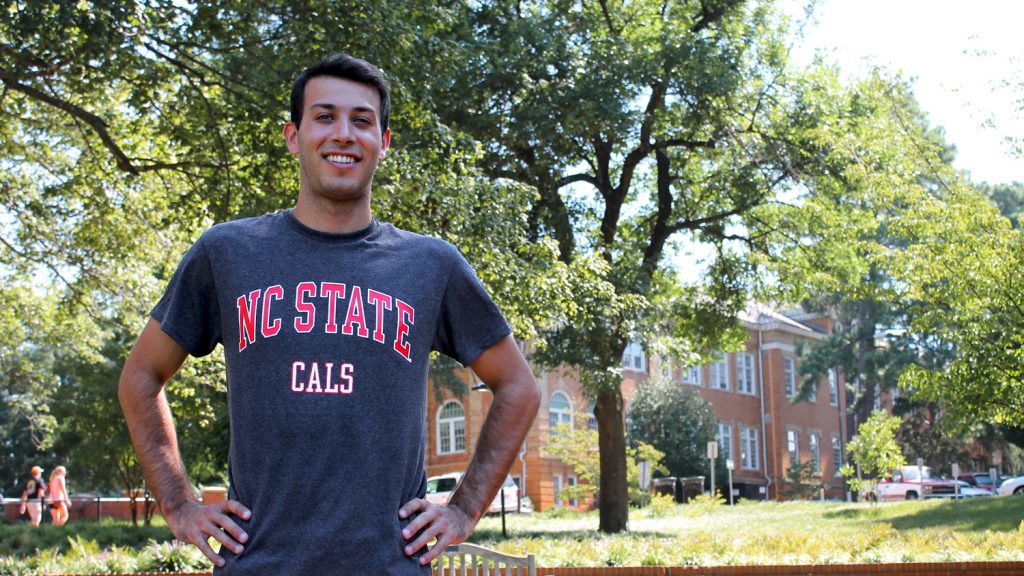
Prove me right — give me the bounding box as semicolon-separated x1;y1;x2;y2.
290;54;391;133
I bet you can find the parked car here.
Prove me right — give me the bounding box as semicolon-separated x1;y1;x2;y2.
425;472;520;513
955;480;994;498
957;472;998;493
997;476;1024;497
874;466;958;500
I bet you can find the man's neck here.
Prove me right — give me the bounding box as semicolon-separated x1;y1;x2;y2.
292;192;373;234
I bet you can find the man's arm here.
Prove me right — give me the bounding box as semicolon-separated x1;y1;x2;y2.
119;318;251;568
399;334;540;564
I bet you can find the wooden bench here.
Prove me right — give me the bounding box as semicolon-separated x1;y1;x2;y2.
434;543;536;576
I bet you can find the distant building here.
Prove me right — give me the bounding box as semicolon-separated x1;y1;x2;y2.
424;307;874;511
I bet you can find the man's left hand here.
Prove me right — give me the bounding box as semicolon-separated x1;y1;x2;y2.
398;498;474;565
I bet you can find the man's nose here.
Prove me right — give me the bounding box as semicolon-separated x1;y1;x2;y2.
332;119;356;143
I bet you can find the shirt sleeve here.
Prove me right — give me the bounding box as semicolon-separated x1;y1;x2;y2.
151;235;222;357
431;249;511;366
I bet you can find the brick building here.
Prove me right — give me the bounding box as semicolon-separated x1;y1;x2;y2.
424;307;860;511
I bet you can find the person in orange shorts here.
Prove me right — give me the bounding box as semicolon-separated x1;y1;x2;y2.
48;466;70;526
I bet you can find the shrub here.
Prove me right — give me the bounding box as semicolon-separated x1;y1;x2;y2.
646;493;677;518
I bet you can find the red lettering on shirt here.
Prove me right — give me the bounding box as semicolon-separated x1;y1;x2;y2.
237;289;261;352
342;286;370;338
294;282;317;333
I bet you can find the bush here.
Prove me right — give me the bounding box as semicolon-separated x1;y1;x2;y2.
645;493;677;518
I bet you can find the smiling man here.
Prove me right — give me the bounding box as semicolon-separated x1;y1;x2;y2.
119;54;539;575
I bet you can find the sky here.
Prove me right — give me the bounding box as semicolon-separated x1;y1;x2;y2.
784;0;1024;184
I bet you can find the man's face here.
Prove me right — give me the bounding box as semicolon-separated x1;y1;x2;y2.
284;76;391;203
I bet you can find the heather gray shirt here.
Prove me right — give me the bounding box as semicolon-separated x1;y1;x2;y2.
152;211;510;575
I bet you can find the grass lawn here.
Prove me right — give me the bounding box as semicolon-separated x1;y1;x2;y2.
2;497;1023;572
468;497;1024;567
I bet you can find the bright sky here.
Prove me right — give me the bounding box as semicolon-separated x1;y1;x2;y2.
784;0;1024;184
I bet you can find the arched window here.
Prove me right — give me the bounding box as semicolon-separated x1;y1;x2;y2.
549;391;573;435
437;401;466;455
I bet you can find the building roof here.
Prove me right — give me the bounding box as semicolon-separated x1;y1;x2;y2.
740;303;829;339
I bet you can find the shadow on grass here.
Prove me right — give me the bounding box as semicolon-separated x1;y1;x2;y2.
887;496;1024;532
825;496;1024;533
470;525;677;542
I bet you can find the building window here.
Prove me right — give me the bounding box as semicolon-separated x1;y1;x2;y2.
741;427;759;470
808;378;818;403
553;475;563;508
784;358;796;397
681;366;701;386
711;353;729;390
828;369;839;406
549;391;573;435
718;423;733;463
622;341;646;372
437;401;466;455
737;353;755;395
809;433;821;474
568;476;578;508
831;434;843;476
587;401;597;431
786;429;799;470
660;363;673;379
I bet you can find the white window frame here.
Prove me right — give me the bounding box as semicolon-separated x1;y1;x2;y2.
718;423;733;463
831;434;843;476
828;369;839;406
681;366;701;386
436;401;466;455
737;353;755;395
711;353;730;391
786;429;799;470
622;341;646;372
586;401;597;431
549;391;574;435
553;475;564;508
809;432;821;474
568;475;578;508
784;357;796;397
741;426;759;470
808;378;818;403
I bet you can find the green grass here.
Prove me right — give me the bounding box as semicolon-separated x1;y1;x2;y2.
1;498;1023;572
470;497;1024;566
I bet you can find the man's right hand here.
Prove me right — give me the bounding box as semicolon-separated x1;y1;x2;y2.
164;499;252;568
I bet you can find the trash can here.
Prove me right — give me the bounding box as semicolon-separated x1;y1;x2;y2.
651;477;678;500
678;476;705;503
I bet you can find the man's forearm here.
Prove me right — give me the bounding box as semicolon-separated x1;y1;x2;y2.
119;374;196;515
448;375;539;522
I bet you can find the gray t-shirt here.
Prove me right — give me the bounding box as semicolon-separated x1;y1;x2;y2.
152;211;510;575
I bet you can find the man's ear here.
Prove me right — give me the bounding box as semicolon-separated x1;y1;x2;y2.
379;128;391;160
283;122;300;154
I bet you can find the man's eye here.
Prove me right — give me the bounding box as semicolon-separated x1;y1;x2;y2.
354;117;371;125
317;113;333;121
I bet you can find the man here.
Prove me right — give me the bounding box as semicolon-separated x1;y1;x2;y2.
18;465;47;526
119;54;539;574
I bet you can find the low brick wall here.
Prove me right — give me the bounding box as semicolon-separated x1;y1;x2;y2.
534;563;1024;576
47;563;1024;576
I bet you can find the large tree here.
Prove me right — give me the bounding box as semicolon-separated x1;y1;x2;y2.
429;0;835;531
1;0;583;492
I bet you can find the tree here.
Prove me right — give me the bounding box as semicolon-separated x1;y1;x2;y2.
1;0;583;493
627;377;717;480
781;460;822;500
840;410;905;499
431;0;833;532
544;413;667;506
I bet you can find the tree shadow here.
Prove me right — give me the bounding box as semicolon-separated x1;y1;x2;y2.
825;496;1024;533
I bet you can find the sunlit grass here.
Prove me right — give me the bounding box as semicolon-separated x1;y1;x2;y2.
471;497;1024;566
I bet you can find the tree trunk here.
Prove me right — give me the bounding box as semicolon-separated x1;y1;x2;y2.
595;389;628;533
